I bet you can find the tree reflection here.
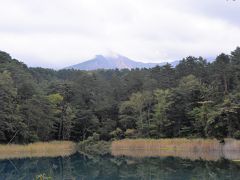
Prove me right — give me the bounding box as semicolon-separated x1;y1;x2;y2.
0;153;239;179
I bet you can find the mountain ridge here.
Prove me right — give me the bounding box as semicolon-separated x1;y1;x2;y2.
65;54;179;70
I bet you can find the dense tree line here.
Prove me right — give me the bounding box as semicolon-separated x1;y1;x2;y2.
0;47;240;143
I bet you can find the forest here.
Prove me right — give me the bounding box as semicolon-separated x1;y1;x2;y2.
0;47;240;144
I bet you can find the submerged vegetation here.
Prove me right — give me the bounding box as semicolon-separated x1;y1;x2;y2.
0;47;240;143
35;174;52;180
0;141;76;159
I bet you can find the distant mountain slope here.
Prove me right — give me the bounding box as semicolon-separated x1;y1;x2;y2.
65;54;179;70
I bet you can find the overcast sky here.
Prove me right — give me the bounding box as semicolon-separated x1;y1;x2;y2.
0;0;240;69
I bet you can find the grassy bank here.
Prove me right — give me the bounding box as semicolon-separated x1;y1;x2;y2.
0;141;76;160
111;138;240;161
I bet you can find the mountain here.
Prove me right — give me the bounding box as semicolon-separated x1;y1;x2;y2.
65;54;179;70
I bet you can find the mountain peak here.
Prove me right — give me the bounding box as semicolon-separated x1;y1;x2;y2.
95;53;123;61
104;51;120;58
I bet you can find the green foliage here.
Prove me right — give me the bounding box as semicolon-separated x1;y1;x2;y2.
78;139;111;155
71;109;99;141
233;131;240;139
110;128;123;140
47;93;63;105
0;71;23;142
1;47;240;143
189;101;215;137
124;129;137;138
151;89;173;137
119;91;154;137
93;132;100;141
19;95;56;142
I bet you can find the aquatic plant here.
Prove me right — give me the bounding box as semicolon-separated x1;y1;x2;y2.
35;173;52;180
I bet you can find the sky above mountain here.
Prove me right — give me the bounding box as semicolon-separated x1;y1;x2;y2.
0;0;240;69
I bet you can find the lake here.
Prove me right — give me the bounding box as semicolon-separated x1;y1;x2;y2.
1;153;240;180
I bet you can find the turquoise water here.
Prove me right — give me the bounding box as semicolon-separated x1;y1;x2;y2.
0;153;240;179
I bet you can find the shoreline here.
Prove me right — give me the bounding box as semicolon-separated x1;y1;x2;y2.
0;141;76;160
1;138;240;161
111;138;240;161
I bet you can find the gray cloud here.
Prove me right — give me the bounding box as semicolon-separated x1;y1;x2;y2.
0;0;239;69
178;0;240;26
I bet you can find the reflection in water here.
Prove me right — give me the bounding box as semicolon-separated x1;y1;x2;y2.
0;153;240;179
112;149;240;161
111;139;240;161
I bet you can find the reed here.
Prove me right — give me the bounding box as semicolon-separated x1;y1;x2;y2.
0;141;76;160
111;138;240;161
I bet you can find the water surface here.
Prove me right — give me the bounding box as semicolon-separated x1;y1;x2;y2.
1;153;240;179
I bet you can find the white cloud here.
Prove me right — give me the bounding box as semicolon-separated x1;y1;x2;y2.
0;0;240;68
